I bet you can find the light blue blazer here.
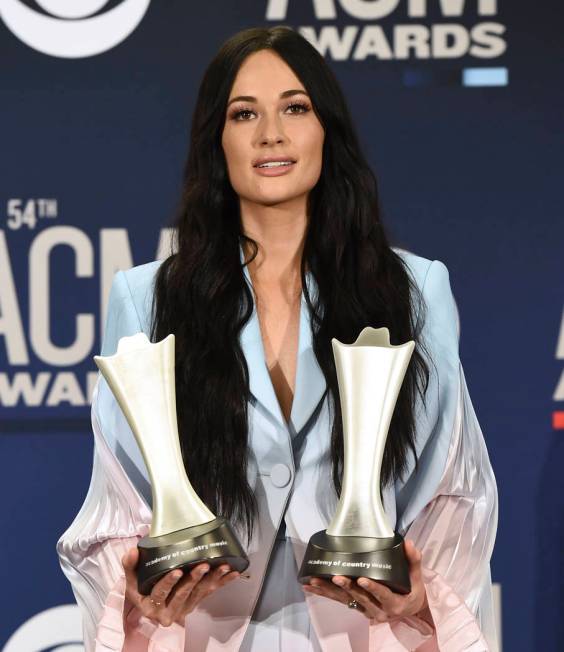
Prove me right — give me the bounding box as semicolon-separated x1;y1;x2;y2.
63;246;498;651
99;247;455;531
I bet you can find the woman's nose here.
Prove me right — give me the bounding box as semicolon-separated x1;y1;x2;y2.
255;112;287;146
260;133;285;145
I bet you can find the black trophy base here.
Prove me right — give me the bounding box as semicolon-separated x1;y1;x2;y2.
298;530;411;594
137;516;249;595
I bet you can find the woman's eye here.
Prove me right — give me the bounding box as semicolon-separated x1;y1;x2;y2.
286;102;310;114
233;108;255;120
230;102;310;121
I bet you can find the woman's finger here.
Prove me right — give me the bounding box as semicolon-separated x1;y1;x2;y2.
122;548;138;581
182;564;231;605
167;563;210;613
304;578;356;608
404;539;423;585
355;577;400;614
177;564;238;617
143;568;184;612
332;577;388;621
195;564;232;596
122;548;143;602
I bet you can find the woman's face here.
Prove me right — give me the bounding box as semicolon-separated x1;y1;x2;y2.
221;49;325;209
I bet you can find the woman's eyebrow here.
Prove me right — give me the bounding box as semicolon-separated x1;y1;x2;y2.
227;89;309;107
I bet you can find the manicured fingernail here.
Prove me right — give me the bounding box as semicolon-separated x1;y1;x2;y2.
333;577;345;586
171;571;182;580
358;578;369;588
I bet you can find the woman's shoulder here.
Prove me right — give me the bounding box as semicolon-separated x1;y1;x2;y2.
392;247;460;359
101;260;164;355
391;246;434;291
392;247;453;301
122;259;164;317
121;259;164;296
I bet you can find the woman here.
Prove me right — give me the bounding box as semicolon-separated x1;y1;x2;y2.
57;26;498;652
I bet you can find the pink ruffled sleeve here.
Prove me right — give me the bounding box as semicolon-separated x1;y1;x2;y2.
392;363;498;652
57;380;186;651
379;260;499;652
56;270;186;651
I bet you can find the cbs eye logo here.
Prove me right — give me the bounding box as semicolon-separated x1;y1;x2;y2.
2;605;84;652
0;0;151;58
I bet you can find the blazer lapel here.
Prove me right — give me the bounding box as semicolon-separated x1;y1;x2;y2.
239;245;327;434
289;271;327;434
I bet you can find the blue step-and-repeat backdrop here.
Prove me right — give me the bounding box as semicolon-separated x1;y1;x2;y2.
0;1;562;651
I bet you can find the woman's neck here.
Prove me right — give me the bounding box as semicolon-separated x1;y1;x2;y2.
240;201;307;297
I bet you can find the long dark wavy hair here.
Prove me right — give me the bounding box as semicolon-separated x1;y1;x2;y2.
151;26;430;541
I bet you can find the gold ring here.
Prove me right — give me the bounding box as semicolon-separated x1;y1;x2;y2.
348;599;360;610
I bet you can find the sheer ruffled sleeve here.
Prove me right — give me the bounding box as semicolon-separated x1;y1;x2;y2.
56;271;186;651
381;260;499;652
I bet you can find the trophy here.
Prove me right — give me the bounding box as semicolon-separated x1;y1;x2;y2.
298;327;414;594
94;333;249;595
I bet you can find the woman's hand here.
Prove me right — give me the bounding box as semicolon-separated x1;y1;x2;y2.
302;539;432;625
122;547;240;627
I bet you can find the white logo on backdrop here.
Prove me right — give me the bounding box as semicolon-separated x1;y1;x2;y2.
266;0;506;62
2;605;84;652
0;224;174;409
0;0;151;58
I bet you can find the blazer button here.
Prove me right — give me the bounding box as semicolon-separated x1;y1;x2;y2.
270;463;292;488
